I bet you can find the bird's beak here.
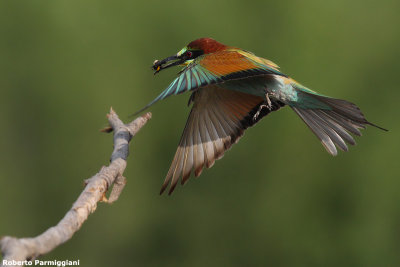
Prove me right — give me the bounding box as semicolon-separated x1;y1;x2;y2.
152;54;185;75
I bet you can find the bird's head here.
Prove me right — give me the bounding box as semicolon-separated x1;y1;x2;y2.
152;38;227;74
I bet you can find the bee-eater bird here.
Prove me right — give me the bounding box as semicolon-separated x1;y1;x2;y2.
137;37;386;195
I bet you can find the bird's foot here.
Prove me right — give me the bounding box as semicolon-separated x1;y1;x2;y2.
253;93;273;121
265;92;272;110
253;104;268;121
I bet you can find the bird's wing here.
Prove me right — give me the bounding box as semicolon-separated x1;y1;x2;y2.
160;85;285;194
134;50;286;114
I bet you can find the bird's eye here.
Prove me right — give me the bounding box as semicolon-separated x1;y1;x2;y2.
186;51;193;58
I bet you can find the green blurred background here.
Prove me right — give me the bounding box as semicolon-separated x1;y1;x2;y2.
0;0;399;266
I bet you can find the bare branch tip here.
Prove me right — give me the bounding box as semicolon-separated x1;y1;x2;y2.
106;107;117;120
143;112;152;120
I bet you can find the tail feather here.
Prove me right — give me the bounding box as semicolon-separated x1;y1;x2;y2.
314;96;365;121
290;93;387;155
307;109;349;152
313;110;356;145
319;110;364;136
312;94;387;131
292;107;339;155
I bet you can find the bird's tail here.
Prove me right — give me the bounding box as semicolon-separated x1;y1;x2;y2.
289;88;387;155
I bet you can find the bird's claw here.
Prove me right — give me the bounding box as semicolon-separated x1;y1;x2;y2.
253;104;268;121
253;93;273;121
265;92;272;110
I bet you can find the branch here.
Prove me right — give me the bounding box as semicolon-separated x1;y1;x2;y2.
0;108;151;267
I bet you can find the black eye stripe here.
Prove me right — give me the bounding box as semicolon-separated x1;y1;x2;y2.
185;50;203;59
